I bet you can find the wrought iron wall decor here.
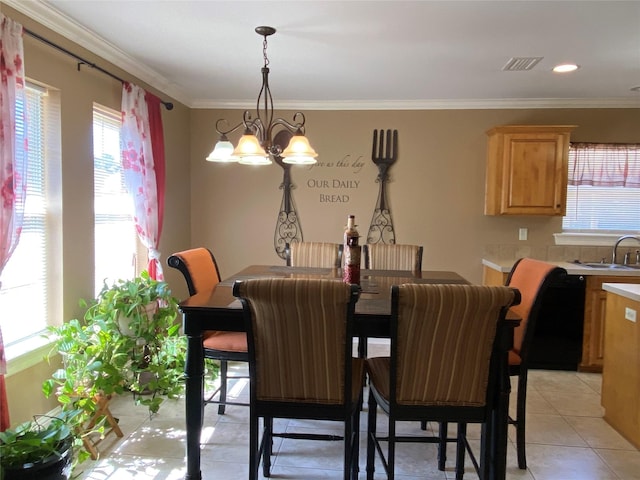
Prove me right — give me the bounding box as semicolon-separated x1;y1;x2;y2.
273;131;304;259
367;129;398;244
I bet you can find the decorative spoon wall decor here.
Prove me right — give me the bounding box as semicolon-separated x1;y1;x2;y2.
273;130;303;259
367;129;397;244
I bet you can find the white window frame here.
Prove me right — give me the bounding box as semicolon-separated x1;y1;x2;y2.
556;144;640;246
1;82;62;373
93;104;142;295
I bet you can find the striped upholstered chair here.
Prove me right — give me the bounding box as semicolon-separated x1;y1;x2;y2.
233;278;364;480
285;241;343;268
362;243;423;271
365;284;520;480
167;247;248;415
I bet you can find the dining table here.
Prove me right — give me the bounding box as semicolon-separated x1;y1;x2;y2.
177;265;518;480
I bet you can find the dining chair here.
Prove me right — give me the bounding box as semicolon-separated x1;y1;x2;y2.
167;247;248;415
233;278;364;480
285;241;344;268
359;244;424;358
362;243;423;271
504;258;567;469
365;283;520;480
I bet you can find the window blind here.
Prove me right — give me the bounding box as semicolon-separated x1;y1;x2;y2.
563;144;640;232
93;104;138;294
0;85;49;346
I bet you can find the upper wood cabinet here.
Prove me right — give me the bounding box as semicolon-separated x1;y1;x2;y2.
484;125;576;216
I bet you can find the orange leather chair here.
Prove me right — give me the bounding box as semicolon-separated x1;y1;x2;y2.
167;247;248;415
505;258;567;469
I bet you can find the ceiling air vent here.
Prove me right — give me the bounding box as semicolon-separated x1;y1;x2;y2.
502;57;543;71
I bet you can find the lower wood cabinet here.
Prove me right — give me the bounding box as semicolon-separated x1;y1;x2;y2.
482;265;509;286
601;290;640;448
580;275;640;372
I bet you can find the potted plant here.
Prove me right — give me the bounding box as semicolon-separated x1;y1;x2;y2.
81;271;186;407
42;272;187;463
0;410;80;480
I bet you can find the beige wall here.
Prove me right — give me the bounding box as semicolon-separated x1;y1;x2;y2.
4;4;640;425
190;108;640;283
3;5;191;424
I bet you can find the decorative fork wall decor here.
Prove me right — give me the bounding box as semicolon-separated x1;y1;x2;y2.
367;129;398;244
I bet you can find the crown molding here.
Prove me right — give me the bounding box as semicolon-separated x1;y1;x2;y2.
6;0;640;112
4;0;190;106
191;97;640;111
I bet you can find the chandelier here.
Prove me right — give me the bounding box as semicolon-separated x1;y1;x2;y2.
206;26;318;165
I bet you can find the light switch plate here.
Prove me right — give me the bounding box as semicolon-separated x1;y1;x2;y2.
625;307;637;322
518;228;528;241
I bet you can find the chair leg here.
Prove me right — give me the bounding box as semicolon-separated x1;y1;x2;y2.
366;389;377;480
263;417;273;477
479;415;492;480
438;422;448;470
516;370;528;469
217;360;228;415
387;418;396;480
248;405;259;480
350;404;360;480
344;411;354;480
358;336;368;358
455;423;467;480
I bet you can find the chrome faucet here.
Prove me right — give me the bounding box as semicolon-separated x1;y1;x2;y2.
612;235;640;264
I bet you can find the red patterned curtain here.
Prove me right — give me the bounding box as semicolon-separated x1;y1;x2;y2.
569;143;640;187
120;82;166;280
0;13;28;431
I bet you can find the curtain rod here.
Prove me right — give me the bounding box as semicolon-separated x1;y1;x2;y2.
24;27;174;110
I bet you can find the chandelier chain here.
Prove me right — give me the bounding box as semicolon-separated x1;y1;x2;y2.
263;35;270;68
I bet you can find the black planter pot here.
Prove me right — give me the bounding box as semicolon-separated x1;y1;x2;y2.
1;437;73;480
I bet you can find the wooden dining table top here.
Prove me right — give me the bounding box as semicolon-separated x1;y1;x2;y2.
178;264;470;327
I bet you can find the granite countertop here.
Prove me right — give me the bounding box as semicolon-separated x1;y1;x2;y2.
482;258;640;277
602;283;640;302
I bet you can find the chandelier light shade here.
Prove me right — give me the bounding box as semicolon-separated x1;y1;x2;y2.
281;131;319;164
207;26;317;166
205;133;238;162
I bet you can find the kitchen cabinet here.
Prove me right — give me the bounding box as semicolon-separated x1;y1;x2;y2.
482;265;508;286
484;125;576;216
601;285;640;449
581;275;640;372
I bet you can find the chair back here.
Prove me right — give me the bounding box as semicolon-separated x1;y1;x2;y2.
234;278;360;404
390;283;518;407
363;244;423;271
285;242;343;268
505;258;567;362
167;247;221;296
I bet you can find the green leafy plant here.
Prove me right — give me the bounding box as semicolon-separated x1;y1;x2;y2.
42;272;187;464
0;410;78;477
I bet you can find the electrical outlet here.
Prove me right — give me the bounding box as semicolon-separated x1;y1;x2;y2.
518;228;528;241
625;307;637;322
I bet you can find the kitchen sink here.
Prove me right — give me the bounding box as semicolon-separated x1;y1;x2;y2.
578;262;638;270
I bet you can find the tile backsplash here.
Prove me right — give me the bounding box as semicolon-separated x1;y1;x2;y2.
483;244;639;263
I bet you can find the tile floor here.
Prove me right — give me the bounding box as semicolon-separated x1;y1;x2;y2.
76;341;640;480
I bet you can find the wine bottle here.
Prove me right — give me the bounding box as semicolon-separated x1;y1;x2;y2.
343;215;361;284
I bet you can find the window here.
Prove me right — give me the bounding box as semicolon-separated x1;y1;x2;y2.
0;83;62;348
93;104;140;295
563;143;640;233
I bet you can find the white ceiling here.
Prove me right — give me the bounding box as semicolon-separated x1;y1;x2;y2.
7;0;640;109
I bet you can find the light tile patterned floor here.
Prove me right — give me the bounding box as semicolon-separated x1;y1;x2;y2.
77;341;640;480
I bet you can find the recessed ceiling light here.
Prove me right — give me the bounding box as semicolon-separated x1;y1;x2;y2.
553;64;580;73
